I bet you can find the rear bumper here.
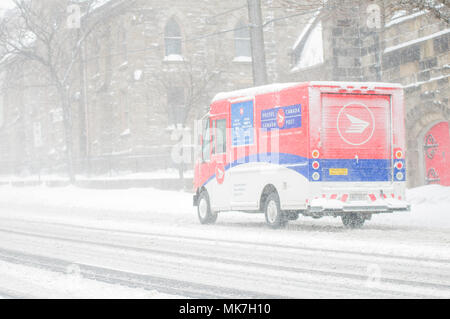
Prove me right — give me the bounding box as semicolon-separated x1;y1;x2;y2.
309;198;411;214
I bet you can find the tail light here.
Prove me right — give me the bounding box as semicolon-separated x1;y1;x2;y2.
312;161;320;170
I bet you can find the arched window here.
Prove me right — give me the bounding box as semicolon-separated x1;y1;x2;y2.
164;18;182;57
234;20;251;60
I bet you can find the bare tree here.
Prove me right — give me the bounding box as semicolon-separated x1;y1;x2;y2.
155;62;223;129
384;0;449;24
151;56;226;183
275;0;326;11
277;0;449;24
0;0;132;183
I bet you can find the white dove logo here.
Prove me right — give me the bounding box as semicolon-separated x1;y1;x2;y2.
216;165;225;184
345;114;369;134
336;103;375;146
277;113;284;125
217;167;224;179
277;109;286;128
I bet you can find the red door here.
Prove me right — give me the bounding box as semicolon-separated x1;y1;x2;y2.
424;121;450;186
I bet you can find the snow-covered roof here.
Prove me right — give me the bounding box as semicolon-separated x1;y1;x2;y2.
403;74;449;89
309;81;403;88
292;10;321;50
385;10;427;28
384;28;450;53
80;0;126;19
291;9;324;71
212;81;403;102
291;21;324;71
91;0;115;11
212;83;301;102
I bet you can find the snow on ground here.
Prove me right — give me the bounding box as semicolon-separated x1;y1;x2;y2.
0;184;448;261
372;185;450;229
0;184;449;298
0;185;190;215
0;184;448;228
0;260;179;299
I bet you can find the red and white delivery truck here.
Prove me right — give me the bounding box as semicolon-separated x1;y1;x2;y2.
193;81;410;228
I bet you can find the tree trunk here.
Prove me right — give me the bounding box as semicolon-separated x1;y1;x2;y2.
178;163;185;189
58;85;76;184
178;143;185;189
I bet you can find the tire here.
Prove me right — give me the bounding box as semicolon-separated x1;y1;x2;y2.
197;191;218;225
341;213;365;229
264;192;287;229
286;211;299;221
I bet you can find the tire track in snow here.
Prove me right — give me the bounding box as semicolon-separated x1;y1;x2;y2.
0;247;283;299
2;217;449;264
0;226;449;298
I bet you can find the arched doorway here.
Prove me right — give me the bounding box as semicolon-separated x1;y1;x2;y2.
423;121;450;186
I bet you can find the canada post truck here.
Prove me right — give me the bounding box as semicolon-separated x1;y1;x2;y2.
193;82;410;228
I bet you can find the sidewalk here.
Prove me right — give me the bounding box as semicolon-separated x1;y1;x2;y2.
0;170;194;191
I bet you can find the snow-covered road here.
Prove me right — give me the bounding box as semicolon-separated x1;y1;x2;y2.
0;185;449;298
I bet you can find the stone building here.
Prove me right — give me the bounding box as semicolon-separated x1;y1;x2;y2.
381;7;449;187
279;0;449;187
0;0;448;187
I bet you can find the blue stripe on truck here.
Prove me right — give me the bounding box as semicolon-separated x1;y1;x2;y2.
318;159;393;182
202;153;398;187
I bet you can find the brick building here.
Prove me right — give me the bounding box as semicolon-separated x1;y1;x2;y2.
0;0;448;186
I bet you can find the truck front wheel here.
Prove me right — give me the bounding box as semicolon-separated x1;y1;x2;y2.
341;213;365;229
197;191;218;225
264;193;287;229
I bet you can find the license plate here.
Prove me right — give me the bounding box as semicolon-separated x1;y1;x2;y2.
329;168;348;176
349;193;368;201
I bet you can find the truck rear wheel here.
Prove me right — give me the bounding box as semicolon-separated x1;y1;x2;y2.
341;213;365;229
264;193;287;229
197;191;218;225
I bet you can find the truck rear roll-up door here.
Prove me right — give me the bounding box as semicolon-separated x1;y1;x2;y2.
320;94;392;182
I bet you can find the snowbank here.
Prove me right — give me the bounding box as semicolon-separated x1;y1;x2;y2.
0;168;194;183
374;185;450;229
0;186;191;216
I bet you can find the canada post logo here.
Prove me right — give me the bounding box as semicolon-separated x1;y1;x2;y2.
337;103;375;146
261;104;301;130
215;163;225;184
277;109;285;128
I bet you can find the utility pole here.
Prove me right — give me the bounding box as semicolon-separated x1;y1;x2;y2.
247;0;268;86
